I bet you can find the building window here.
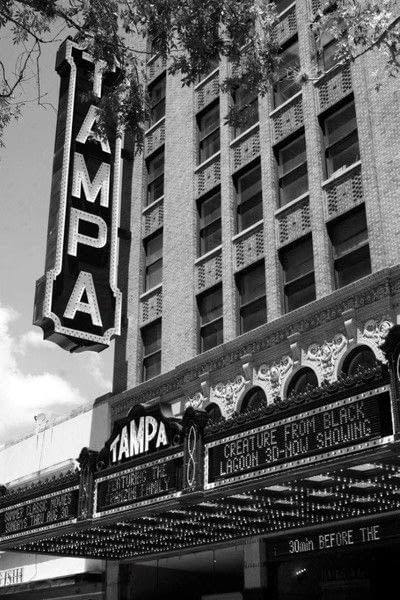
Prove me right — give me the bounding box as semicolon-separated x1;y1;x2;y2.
144;231;163;290
146;150;164;205
320;30;339;71
148;36;162;57
286;368;318;399
328;205;371;289
280;235;315;312
206;403;222;423
196;58;219;83
274;0;295;13
273;39;301;108
322;99;359;177
235;163;263;232
237;261;266;334
198;101;220;163
142;320;161;381
198;189;221;256
277;133;308;206
198;285;223;352
232;86;259;138
342;345;377;377
148;74;166;126
241;387;267;413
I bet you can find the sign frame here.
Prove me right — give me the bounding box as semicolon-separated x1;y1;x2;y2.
0;485;79;543
204;386;393;491
93;451;183;518
34;39;122;351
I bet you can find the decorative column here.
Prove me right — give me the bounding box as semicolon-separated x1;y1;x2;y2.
77;447;98;521
181;407;208;499
243;540;268;600
381;325;400;438
106;561;120;600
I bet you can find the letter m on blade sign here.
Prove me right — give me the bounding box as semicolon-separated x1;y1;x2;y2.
33;40;122;352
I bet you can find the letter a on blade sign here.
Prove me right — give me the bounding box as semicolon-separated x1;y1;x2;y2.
33;40;122;352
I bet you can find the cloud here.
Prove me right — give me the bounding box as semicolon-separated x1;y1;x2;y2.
81;354;112;391
0;303;85;443
18;329;47;352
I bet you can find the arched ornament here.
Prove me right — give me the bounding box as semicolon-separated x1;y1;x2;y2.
256;355;293;402
306;333;347;382
184;391;207;411
359;317;393;362
212;375;249;419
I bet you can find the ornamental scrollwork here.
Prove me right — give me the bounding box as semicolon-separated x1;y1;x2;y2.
360;317;393;361
362;317;393;347
256;356;293;401
307;334;347;382
213;375;249;418
184;391;206;411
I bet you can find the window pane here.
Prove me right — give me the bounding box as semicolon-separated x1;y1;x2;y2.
143;352;161;380
233;87;259;136
146;258;162;289
198;286;223;325
279;135;306;176
237;192;263;231
285;272;316;311
151;99;166;124
274;0;295;13
274;78;301;107
344;347;377;376
287;368;318;397
329;207;367;258
234;101;259;137
281;237;314;283
142;321;161;355
148;151;164;180
325;102;357;146
145;233;163;264
201;319;223;351
196;58;219;83
147;174;164;204
149;75;166;124
199;104;219;138
273;41;300;107
238;165;262;203
149;76;165;105
200;220;222;254
199;129;220;162
327;130;360;175
323;39;339;71
238;262;265;305
335;244;371;288
199;192;221;228
241;296;267;333
279;164;308;206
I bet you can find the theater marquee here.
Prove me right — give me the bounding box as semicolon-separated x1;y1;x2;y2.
204;387;393;490
33;39;122;352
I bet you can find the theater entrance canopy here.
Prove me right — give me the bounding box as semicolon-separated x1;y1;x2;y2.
3;328;400;561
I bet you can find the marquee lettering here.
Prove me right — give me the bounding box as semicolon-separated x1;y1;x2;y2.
109;416;168;464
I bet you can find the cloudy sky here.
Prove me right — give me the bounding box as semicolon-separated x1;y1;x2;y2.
0;36;114;445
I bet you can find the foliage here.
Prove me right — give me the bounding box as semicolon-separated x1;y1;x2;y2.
1;0;400;149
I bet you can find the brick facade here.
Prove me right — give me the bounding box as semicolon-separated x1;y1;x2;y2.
112;0;400;421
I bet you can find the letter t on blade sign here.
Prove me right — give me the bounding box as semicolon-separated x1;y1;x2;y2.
33;40;122;352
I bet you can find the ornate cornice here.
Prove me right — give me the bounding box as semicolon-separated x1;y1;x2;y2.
204;364;389;438
0;469;79;506
110;268;400;419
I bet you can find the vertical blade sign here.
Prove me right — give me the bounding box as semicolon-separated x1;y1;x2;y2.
33;40;122;352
